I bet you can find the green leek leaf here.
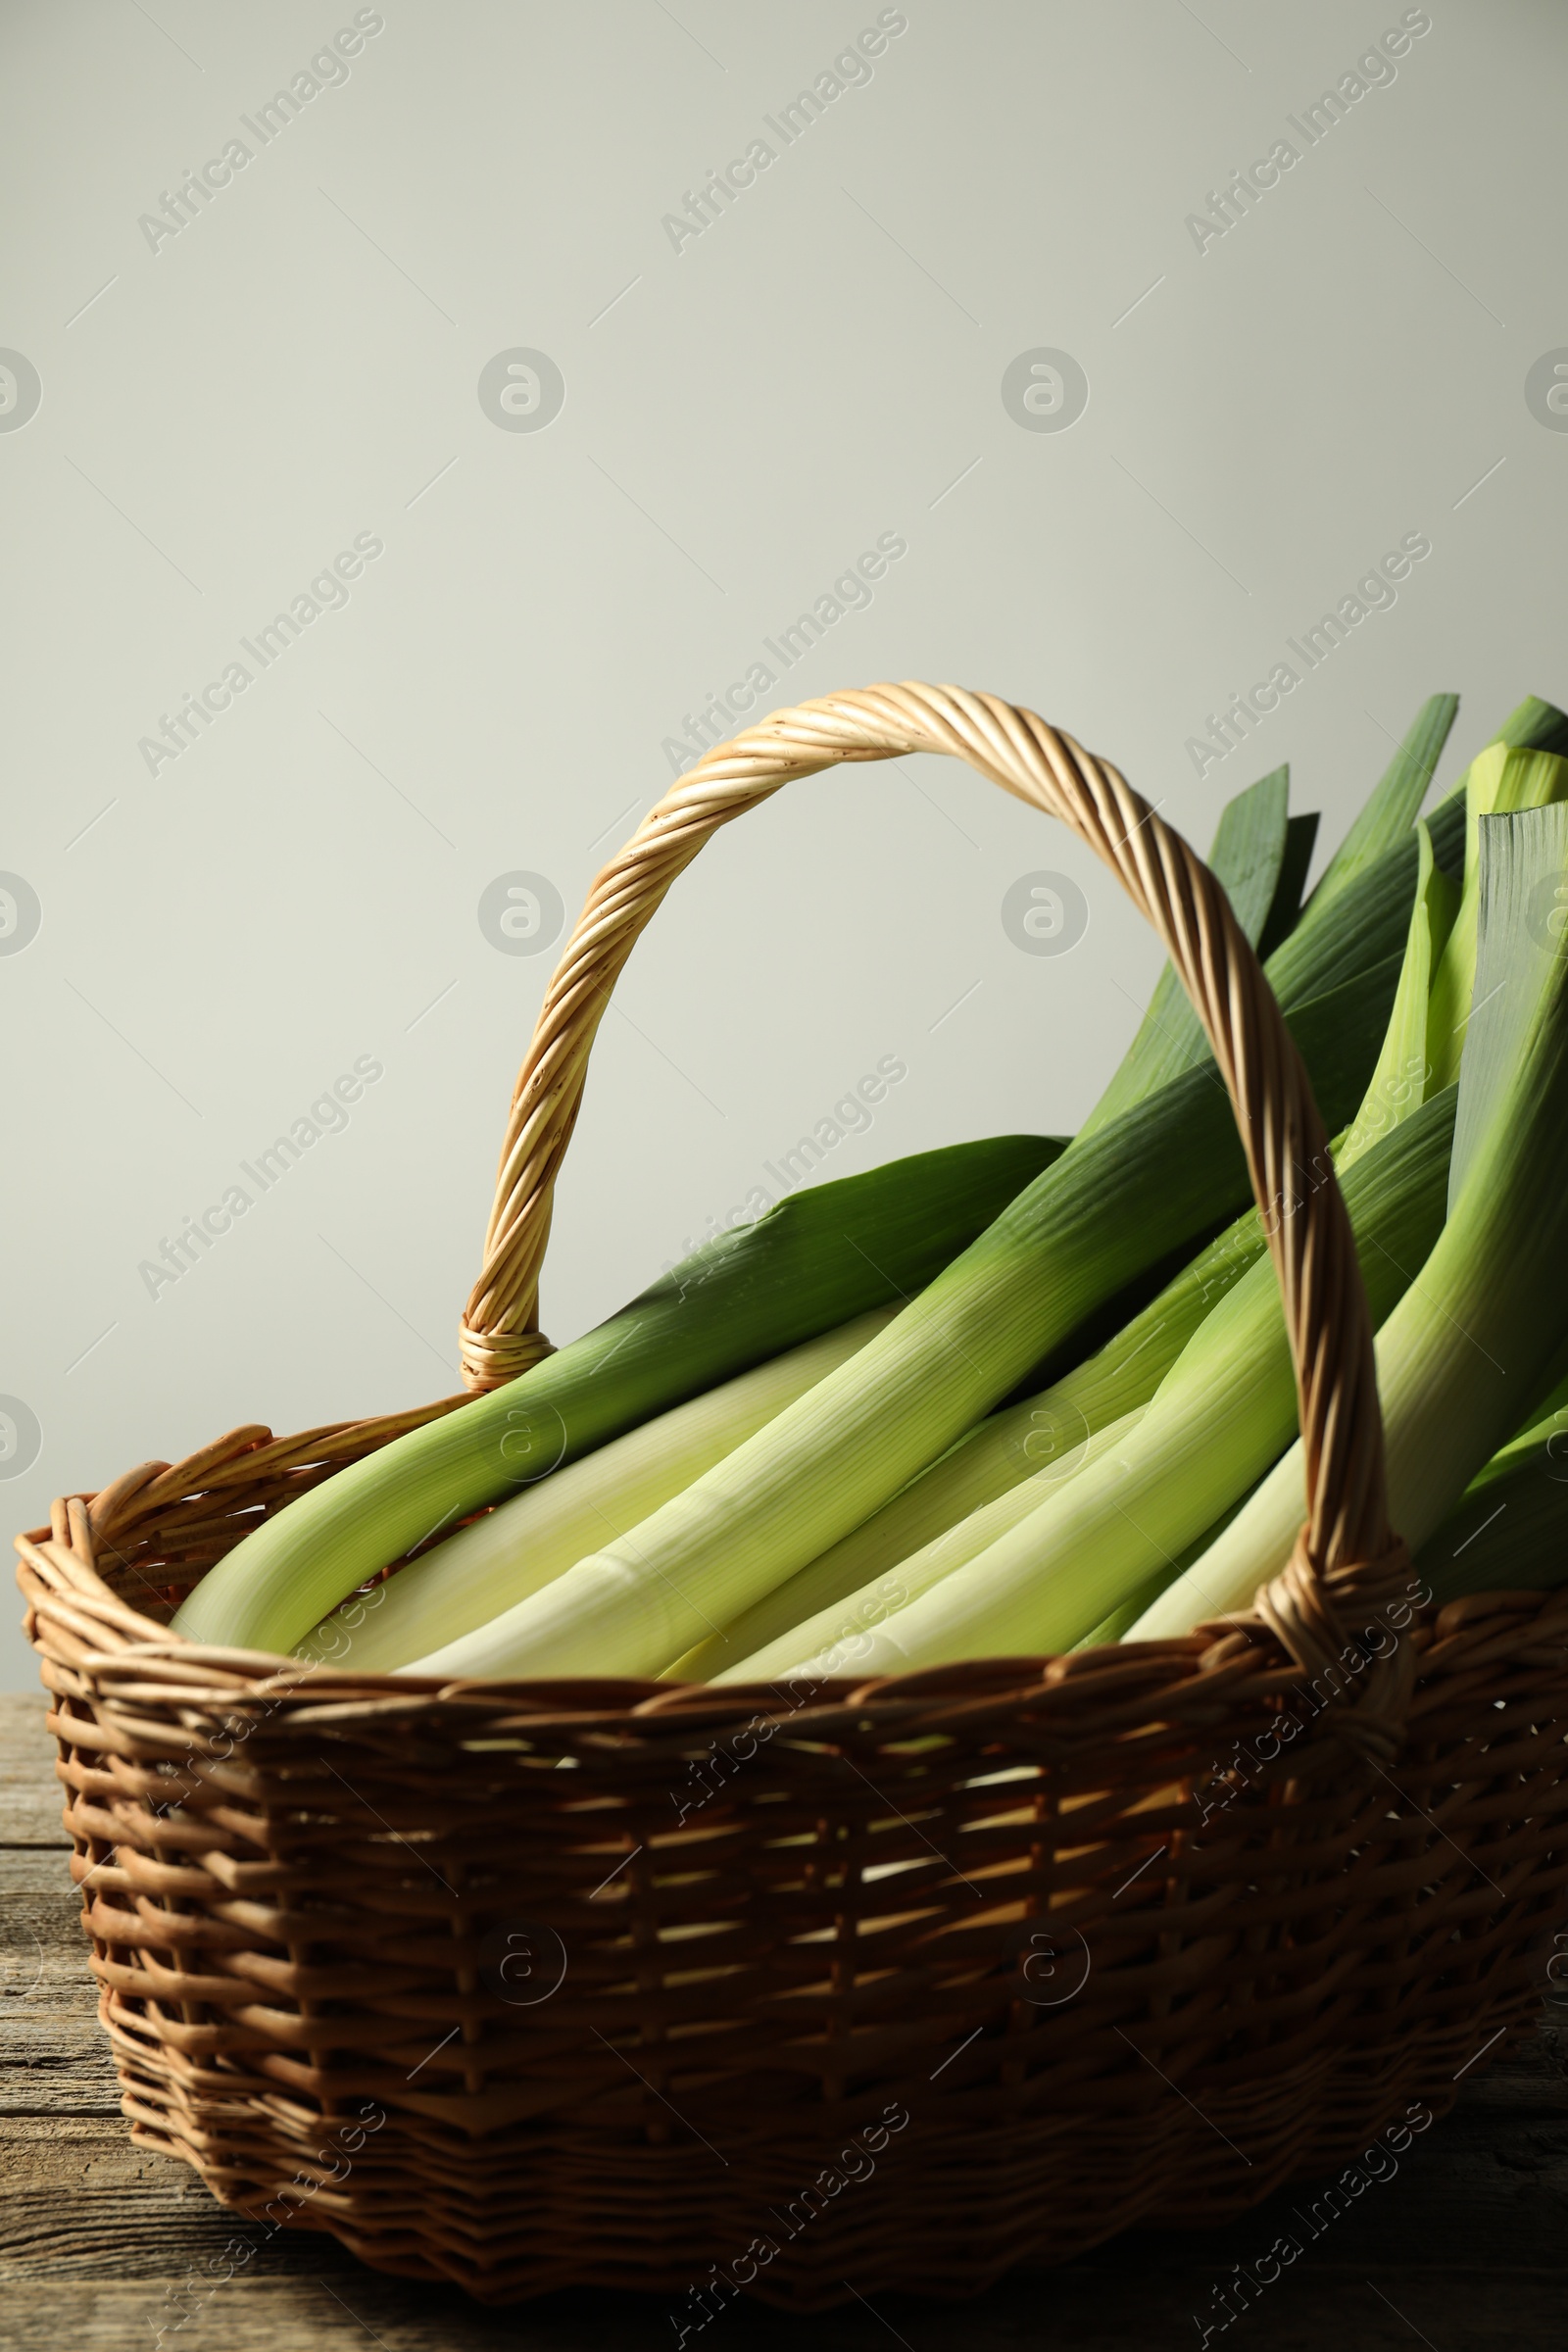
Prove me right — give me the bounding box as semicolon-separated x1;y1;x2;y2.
1138;801;1568;1636
1084;764;1290;1135
1308;694;1457;912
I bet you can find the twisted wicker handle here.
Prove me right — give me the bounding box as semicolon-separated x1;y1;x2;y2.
460;684;1411;1695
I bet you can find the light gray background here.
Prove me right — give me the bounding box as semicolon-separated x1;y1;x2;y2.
3;0;1564;1688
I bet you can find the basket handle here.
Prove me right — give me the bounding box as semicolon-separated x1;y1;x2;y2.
459;683;1412;1709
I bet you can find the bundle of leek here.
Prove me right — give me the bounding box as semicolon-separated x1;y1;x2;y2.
179;691;1568;1684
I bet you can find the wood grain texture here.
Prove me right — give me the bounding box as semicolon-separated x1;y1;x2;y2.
0;1695;69;1843
5;1692;1568;2345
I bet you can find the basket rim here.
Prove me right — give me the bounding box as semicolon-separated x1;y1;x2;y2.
18;1402;1566;1754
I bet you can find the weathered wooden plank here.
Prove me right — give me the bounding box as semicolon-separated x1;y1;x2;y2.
0;2117;195;2196
0;1848;76;1893
2;1880;97;2004
0;2123;360;2285
1459;2004;1568;2113
0;1690;69;1847
0;1845;121;2117
0;2014;122;2117
4;2263;1568;2352
2;2090;1565;2284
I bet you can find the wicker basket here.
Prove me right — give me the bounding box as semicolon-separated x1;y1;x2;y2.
20;684;1568;2311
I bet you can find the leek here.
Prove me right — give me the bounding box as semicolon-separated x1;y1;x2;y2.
710;1407;1148;1690
172;1133;1064;1653
1307;694;1456;911
740;1084;1454;1680
1072;1478;1267;1650
174;725;1437;1659
1084;762;1291;1133
751;795;1465;1679
300;1308;896;1673
1426;747;1568;1089
1335;819;1455;1174
668;1192;1278;1682
177;694;1568;1676
1089;695;1450;1132
1415;1374;1568;1604
1134;802;1568;1639
422;955;1401;1685
1255;813;1321;959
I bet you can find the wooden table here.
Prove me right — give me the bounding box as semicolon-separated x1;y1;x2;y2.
5;1690;1566;2349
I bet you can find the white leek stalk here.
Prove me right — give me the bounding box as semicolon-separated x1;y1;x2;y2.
713;1407;1147;1686
764;1083;1453;1677
668;1193;1277;1681
302;1309;895;1673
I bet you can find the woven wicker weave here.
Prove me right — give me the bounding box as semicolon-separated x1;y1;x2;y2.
20;685;1568;2309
